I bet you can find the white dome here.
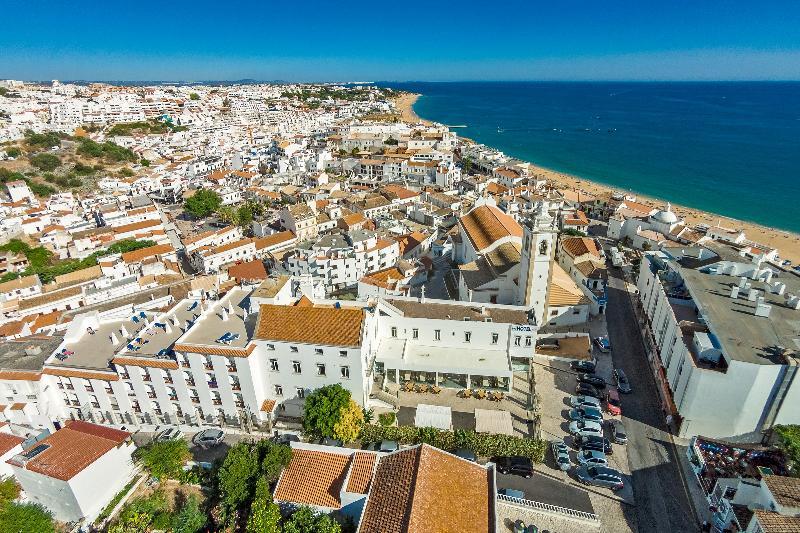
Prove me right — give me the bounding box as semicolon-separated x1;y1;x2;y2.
652;204;678;225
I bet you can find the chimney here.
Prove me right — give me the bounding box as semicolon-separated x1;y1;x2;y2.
110;332;118;345
755;301;772;318
221;307;229;321
730;286;740;299
748;288;759;301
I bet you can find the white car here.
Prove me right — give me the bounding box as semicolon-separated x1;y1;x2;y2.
570;395;602;409
154;426;183;442
569;419;603;438
550;439;572;471
576;449;608;466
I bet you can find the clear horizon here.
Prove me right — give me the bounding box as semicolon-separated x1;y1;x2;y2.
2;1;800;82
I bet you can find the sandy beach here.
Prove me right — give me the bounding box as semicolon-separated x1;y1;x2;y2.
393;92;800;265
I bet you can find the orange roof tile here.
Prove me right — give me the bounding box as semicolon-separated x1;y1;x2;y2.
111;357;179;370
255;305;364;347
274;449;351;509
459;205;522;252
260;399;276;413
228;259;268;281
346;452;377;494
122;244;175;264
173;343;256;358
42;367;120;381
0;433;24;455
0;370;41;381
253;230;295;251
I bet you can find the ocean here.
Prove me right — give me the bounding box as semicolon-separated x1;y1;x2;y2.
384;82;800;234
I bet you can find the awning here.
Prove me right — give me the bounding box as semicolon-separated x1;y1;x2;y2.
474;408;514;436
414;404;452;430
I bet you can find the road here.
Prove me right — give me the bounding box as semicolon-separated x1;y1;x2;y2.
605;267;698;532
496;471;594;514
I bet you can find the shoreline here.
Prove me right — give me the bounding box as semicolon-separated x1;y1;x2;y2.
393;91;800;265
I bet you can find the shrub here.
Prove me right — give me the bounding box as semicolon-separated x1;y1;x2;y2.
4;147;20;158
359;425;546;462
29;152;61;171
134;439;190;480
378;412;395;427
302;384;351;439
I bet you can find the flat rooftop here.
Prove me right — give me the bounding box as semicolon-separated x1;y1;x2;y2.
384;297;529;325
376;338;512;374
178;288;256;348
50;318;142;371
679;267;800;365
0;336;63;372
115;298;201;357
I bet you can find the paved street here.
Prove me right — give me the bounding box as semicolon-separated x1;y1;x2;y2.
496;471;594;514
605;267;699;532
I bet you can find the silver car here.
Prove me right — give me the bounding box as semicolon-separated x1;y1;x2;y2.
551;439;572;471
570;395;602;409
154;426;183;442
192;428;224;448
576;449;608;466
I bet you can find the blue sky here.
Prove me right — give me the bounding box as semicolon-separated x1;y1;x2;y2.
2;0;800;81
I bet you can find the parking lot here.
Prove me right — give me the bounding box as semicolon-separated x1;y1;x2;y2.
131;427;263;463
531;320;635;505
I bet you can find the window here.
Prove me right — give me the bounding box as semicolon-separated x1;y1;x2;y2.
551;310;558;316
491;333;499;344
514;336;521;346
296;387;305;399
464;331;472;343
267;344;275;350
315;348;323;355
292;361;302;374
290;346;298;353
339;350;347;357
412;328;419;339
274;385;283;396
525;336;532;346
270;359;279;371
434;330;441;341
391;327;397;338
316;363;326;376
341;366;350;379
573;309;581;315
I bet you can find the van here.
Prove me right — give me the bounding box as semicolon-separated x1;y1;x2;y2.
605;388;622;416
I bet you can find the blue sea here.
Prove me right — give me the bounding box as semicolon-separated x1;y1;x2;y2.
384;82;800;234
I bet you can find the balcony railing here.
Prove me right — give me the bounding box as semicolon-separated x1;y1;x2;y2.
105;387;113;394
164;376;174;384
496;494;599;522
208;381;218;389
186;378;195;387
57;383;64;389
169;394;178;401
231;383;241;391
85;386;94;393
227;364;237;372
65;384;74;390
191;397;200;404
133;406;142;413
147;392;156;399
120;373;130;380
235;401;245;408
212;399;222;405
91;402;100;408
203;363;214;371
142;375;152;382
71;400;80;406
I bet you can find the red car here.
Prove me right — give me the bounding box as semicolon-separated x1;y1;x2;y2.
605;388;622;416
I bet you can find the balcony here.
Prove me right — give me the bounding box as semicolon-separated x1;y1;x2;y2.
212;399;222;406
120;373;130;380
147;392;157;399
142;375;152;382
65;384;74;390
85;386;95;393
91;402;100;409
191;397;200;404
231;382;241;391
185;378;195;387
133;406;142;413
110;404;119;411
208;381;218;389
227;364;237;373
169;394;178;401
104;387;113;394
235;401;245;408
127;389;136;396
164;376;174;384
71;400;80;407
153;409;162;416
203;363;214;371
57;383;64;389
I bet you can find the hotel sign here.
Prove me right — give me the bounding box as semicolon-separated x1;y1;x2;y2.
511;325;534;333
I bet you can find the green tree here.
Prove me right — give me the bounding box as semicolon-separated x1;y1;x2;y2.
775;425;800;475
0;477;20;504
172;494;206;533
216;205;237;225
245;477;281;533
134;439;190;480
140;157;150;166
237;205;254;228
4;147;20;158
283;506;341;533
562;228;587;237
29;152;61;171
260;441;292;482
333;399;364;443
302;384;351;439
184;189;222;218
216;441;263;518
0;502;55;533
189;92;200;100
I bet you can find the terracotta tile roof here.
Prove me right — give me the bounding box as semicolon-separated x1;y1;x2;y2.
0;433;24;455
112;218;162;235
18;286;82;311
260;399;276;413
255;304;364;347
11;421;130;481
459;204;522;252
112;357;179;370
294;296;314;307
751;509;800;532
228;259;268;281
274;449;351;509
207;237;253;256
396;232;426;256
30;310;63;331
561;237;602;260
0;370;41;381
346;452;377;494
253;230;295;251
42;367;120;381
340;212;367;228
173;343;256;358
359;444;492;533
764;475;800;509
9;403;25;411
122;244;175;264
548;264;590;307
361;266;407;290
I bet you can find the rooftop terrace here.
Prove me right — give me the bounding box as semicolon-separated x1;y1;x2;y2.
178;288;256;349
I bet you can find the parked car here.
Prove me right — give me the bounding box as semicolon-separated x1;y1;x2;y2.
494;456;534;478
379;440;398;453
455;448;477;462
273;433;300;445
614;368;632;394
605;388;622;416
577;373;606;389
569;406;603;423
570;395;602;409
192;428;224;448
576;449;608;466
498;488;525;499
608;419;628;445
574;465;624;491
594;336;612;353
575;383;602;399
569;419;603;438
154;426;183;442
574;435;613;455
550;439;572;471
570;359;596;373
